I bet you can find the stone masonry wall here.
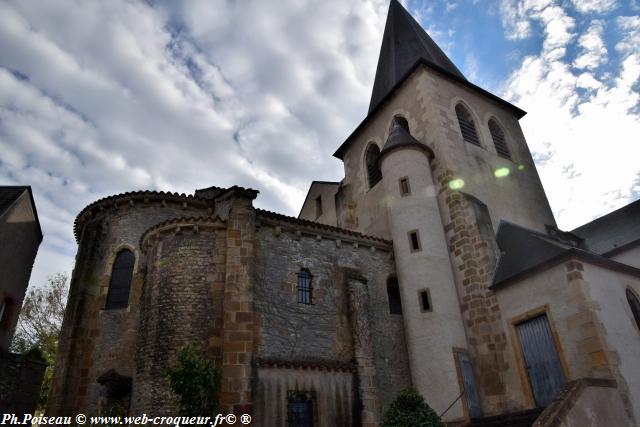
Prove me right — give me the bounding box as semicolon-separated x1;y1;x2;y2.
133;218;227;414
253;220;411;422
48;196;209;416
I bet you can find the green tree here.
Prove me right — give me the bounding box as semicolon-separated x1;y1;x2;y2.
164;343;221;416
11;272;69;409
381;389;444;427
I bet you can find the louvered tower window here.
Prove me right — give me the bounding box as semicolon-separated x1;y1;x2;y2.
297;269;312;305
455;104;480;146
105;249;135;310
366;144;382;188
627;288;640;330
489;119;511;159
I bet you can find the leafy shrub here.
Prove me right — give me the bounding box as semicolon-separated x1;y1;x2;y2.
164;343;221;416
381;389;444;427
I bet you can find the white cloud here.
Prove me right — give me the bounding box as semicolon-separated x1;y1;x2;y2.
0;0;389;286
616;16;640;56
570;0;618;14
573;20;607;69
502;2;640;229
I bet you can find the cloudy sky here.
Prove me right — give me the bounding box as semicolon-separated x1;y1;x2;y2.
1;0;638;288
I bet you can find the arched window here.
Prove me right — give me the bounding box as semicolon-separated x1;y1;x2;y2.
297;269;312;305
626;288;640;330
387;277;402;314
455;104;480;146
106;249;135;310
489;119;511;159
366;144;382;188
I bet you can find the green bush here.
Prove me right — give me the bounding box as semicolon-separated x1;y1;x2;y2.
164;343;221;416
381;389;444;427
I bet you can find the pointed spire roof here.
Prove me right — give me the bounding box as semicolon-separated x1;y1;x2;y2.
368;0;465;113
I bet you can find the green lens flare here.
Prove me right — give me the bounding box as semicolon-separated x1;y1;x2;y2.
448;178;465;190
494;167;510;178
517;164;525;171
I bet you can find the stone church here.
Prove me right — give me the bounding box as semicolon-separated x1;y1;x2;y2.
48;1;640;425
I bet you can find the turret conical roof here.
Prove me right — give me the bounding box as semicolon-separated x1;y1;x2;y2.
369;0;465;113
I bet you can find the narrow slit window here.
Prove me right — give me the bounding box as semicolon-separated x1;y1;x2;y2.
399;177;411;196
0;298;13;330
387;277;403;314
315;195;323;218
489;119;512;159
419;289;432;312
297;269;312;305
455;104;480;146
408;230;421;252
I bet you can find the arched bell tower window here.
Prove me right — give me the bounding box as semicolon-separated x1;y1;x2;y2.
489;119;511;159
455;104;480;146
366;144;382;189
105;249;135;310
626;288;640;330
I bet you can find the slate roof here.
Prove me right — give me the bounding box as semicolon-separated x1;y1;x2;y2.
369;0;465;113
0;186;43;240
380;116;432;159
492;215;640;287
571;199;640;255
492;221;575;286
0;186;28;217
333;1;525;160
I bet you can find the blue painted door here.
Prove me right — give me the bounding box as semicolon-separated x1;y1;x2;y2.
458;352;482;418
517;315;565;407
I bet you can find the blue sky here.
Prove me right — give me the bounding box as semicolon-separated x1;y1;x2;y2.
0;0;638;288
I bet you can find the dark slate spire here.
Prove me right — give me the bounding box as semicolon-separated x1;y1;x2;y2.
369;0;466;113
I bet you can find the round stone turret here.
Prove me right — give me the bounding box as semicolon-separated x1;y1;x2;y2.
379;116;468;421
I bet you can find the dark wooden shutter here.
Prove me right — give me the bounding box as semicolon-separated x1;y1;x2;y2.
105;250;135;310
517;315;565;407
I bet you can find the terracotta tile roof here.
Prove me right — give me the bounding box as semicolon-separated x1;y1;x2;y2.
256;208;391;245
73;190;211;242
139;215;226;248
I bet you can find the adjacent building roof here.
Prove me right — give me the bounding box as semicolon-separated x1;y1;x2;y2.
0;186;43;241
492;218;640;288
571;199;640;255
492;221;574;286
369;0;465;114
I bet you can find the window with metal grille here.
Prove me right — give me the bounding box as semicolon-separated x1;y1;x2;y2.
366;144;382;188
627;288;640;330
287;391;314;427
455;104;480;146
489;119;511;159
387;277;402;314
297;269;312;305
105;249;135;310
